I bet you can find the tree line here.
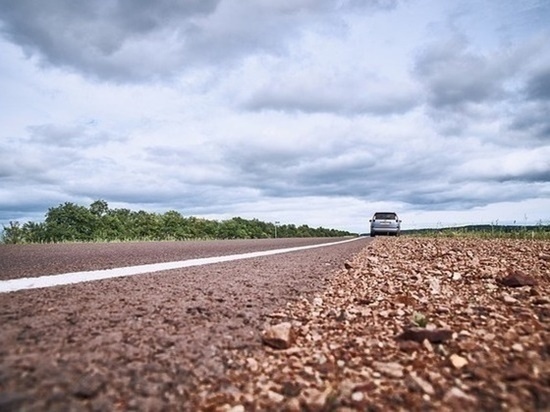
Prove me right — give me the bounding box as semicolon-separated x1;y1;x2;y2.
1;200;354;244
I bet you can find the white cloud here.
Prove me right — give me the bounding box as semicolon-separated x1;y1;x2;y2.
0;0;549;233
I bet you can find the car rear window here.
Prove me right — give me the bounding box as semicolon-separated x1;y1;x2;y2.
374;213;397;220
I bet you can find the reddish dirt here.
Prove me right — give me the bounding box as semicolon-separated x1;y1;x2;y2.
0;237;370;411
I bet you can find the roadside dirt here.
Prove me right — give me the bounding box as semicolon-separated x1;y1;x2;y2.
214;237;549;412
1;236;548;411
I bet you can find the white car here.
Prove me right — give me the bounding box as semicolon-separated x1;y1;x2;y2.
370;212;401;236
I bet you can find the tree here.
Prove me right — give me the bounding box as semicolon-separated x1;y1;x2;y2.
1;199;355;244
89;200;109;217
44;202;97;242
1;221;24;244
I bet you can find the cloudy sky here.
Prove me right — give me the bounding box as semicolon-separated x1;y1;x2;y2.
1;0;549;233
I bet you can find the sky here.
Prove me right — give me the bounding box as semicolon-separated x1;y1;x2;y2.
1;0;549;234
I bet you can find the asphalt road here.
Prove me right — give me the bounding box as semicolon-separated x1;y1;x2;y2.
0;237;372;411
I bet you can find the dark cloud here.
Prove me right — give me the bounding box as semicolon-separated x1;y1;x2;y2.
414;38;505;109
507;66;550;141
0;0;220;81
221;138;462;208
26;123;125;147
509;102;550;141
0;0;400;82
244;86;417;116
497;170;550;183
525;66;550;101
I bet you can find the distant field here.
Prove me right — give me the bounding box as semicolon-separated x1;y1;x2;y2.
402;224;550;240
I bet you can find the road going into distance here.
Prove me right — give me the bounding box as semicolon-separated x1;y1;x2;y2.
0;237;363;293
0;237;372;410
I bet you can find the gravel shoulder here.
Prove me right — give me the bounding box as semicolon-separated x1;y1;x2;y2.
216;236;549;411
1;236;548;411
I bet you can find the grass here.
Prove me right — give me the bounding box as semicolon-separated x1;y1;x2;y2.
402;224;550;240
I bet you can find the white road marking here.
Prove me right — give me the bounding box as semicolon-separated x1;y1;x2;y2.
0;237;363;293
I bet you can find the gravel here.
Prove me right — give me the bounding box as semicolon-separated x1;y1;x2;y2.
1;236;548;411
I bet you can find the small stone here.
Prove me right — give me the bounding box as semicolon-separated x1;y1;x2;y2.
452;272;462;281
396;328;453;344
398;340;421;352
73;373;105;399
313;297;323;306
284;398;301;412
267;390;285;403
351;391;364;402
497;270;537;287
423;339;434;353
512;343;524;352
373;361;404;378
539;253;550;262
503;295;518;304
246;357;258;372
407;372;435;395
450;354;468;369
228;406;245;412
301;386;332;410
429;278;441;295
443;387;476;404
262;322;295;349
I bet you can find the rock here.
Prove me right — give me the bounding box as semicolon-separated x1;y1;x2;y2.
283;397;301;412
398;340;422;352
262;322;295;349
73;373;105;399
539;253;550;262
497;270;537;287
246;357;259;372
429;278;440;295
407;372;435;395
396;327;453;344
449;354;468;369
267;390;284;403
373;361;404;378
313;297;323;306
281;381;301;397
0;393;27;411
503;294;518;304
344;261;354;270
423;339;434;353
512;343;524;352
301;386;333;410
443;387;477;404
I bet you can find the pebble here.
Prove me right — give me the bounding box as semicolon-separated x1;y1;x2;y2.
262;322;295;349
503;295;518;304
373;361;404;378
450;354;468;369
512;343;524;352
